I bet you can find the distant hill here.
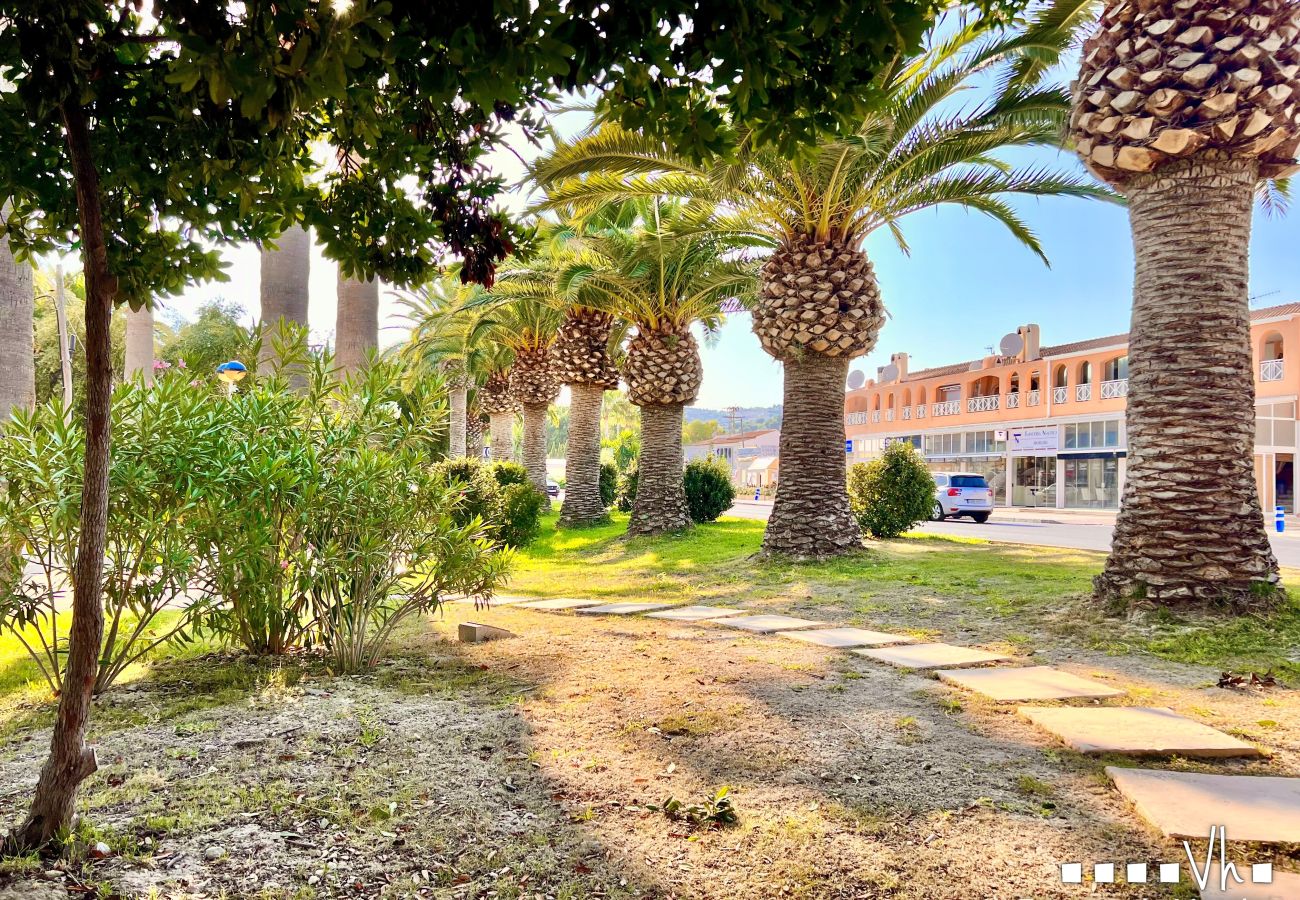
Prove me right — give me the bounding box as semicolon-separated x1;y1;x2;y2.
684;405;782;433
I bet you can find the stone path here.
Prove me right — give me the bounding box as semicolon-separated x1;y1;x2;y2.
517;598;604;611
490;593;1300;864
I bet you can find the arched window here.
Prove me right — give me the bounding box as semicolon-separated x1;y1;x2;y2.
1008;372;1021;393
887;393;895;410
902;387;912;406
917;386;927;405
872;393;881;410
1053;364;1068;388
1078;361;1093;385
1262;332;1285;361
1028;370;1041;391
1104;355;1128;382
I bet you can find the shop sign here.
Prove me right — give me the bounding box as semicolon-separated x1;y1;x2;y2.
1008;426;1059;453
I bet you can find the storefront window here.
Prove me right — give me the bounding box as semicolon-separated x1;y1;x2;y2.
1062;457;1120;508
1012;456;1056;507
1063;419;1122;450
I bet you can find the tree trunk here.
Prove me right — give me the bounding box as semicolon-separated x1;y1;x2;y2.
258;225;310;370
1096;156;1279;608
55;263;73;410
559;382;607;526
449;381;467;458
123;304;154;385
763;355;862;557
629;402;691;535
0;216;35;420
335;273;378;375
489;412;514;463
8;102;108;853
521;402;548;493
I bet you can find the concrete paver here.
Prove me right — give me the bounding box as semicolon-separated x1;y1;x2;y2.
937;665;1124;701
1021;707;1262;758
1106;767;1300;843
783;627;915;649
853;642;1012;670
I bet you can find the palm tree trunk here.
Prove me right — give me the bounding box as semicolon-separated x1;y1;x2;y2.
123;304;154;385
559;382;607;526
0;223;35;420
1096;157;1278;608
763;355;862;557
9;101;107;853
54;262;73;410
489;412;513;463
258;225;310;369
629;402;691;535
449;380;467;458
521;402;548;492
335;273;378;375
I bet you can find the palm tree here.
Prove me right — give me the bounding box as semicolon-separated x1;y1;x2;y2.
336;273;379;375
535;198;756;535
494;294;562;493
122;304;154;385
0;235;34;419
1070;0;1298;606
533;9;1112;556
477;353;519;463
259;225;311;370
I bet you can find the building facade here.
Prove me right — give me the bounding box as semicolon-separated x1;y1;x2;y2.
684;428;781;487
843;303;1300;512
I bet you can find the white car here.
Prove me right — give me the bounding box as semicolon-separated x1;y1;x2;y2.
930;472;994;523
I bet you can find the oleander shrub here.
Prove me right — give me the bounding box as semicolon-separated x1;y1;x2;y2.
847;442;935;539
683;455;737;523
488;460;528;488
430;458;502;530
497;483;546;548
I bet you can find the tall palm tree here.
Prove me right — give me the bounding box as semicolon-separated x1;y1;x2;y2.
259;224;311;370
1070;0;1298;606
477;351;519;463
490;290;562;493
536;198;756;535
336;273;379;375
0;235;34;419
122;304;154;385
534;9;1112;557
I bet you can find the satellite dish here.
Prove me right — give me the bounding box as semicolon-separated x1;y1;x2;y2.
846;369;866;390
999;332;1025;356
880;363;899;383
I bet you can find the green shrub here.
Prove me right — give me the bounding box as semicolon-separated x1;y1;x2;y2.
847;442;935;538
497;483;546;548
430;458;501;529
488;460;528;488
683;456;737;523
599;462;618;509
616;465;639;512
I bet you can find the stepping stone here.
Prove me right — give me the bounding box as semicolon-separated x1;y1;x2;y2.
517;598;604;611
646;605;748;621
716;614;827;633
1106;767;1300;843
853;642;1012;670
1021;707;1262;758
783;627;915;649
937;665;1125;702
575;602;674;616
458;622;515;643
1199;865;1300;899
452;594;531;606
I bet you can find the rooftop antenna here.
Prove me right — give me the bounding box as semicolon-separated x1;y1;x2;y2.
1250;289;1281;307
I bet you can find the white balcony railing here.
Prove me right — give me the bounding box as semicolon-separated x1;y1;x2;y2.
914;404;926;419
885;409;895;422
846;411;868;425
871;410;881;423
932;400;960;417
1261;359;1285;382
1076;383;1092;402
1006;391;1020;409
1053;386;1068;404
967;395;999;413
902;406;912;421
1026;389;1041;407
1100;378;1129;399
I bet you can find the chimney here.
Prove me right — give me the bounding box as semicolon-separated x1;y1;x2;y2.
1018;324;1041;361
891;352;909;380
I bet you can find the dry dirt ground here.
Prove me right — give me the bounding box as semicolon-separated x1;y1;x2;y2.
1;596;1297;899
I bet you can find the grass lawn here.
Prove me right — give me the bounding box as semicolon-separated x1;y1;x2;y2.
511;511;1300;685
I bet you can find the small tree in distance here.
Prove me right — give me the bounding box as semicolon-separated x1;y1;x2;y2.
847;443;934;540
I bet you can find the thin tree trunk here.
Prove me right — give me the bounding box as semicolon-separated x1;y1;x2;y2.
0;211;35;420
521;402;548;492
1096;156;1279;608
335;273;378;375
489;412;513;463
123;304;154;385
629;402;691;535
559;382;607;526
55;262;73;410
9;102;108;853
449;381;467;458
763;355;862;557
258;225;310;370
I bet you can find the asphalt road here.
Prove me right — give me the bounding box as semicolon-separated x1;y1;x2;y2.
727;501;1300;569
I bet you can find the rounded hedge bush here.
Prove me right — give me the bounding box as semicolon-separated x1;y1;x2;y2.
847;442;935;538
497;482;546;548
684;456;736;523
488;460;528;488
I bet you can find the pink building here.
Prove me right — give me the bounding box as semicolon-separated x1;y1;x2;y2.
843;303;1299;512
